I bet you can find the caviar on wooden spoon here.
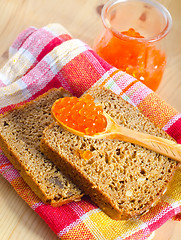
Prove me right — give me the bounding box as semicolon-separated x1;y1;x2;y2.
52;94;181;162
52;94;107;136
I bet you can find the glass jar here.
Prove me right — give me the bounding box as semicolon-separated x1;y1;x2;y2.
93;0;172;91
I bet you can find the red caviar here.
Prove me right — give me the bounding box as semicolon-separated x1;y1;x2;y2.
82;150;93;160
93;28;166;91
75;150;93;160
52;94;107;136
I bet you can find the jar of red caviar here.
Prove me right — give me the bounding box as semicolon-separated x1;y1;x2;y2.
93;0;172;91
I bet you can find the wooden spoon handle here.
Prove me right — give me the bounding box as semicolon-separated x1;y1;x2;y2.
131;132;181;162
142;136;181;161
104;127;181;162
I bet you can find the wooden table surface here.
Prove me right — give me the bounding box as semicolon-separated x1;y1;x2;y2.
0;0;181;239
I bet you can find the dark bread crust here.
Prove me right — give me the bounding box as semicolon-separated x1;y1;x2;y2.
40;86;178;219
0;88;83;206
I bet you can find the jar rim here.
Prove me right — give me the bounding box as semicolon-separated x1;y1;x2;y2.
101;0;172;43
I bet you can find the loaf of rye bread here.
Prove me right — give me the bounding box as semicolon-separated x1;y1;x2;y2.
0;88;83;206
40;86;178;220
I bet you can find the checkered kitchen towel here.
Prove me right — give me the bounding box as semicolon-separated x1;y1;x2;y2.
0;23;181;240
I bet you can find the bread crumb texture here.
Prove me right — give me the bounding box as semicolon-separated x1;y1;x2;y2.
0;88;82;205
42;86;178;219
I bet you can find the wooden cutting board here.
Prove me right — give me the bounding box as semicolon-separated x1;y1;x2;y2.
0;0;181;239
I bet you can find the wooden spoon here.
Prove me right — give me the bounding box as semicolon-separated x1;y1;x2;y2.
52;110;181;162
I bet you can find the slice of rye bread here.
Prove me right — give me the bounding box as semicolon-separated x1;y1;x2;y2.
40;86;179;220
0;88;83;206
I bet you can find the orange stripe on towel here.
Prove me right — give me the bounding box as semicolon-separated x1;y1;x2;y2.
138;92;178;128
119;79;140;96
11;176;40;207
99;69;121;87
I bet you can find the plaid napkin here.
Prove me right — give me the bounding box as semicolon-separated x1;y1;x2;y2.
0;23;181;240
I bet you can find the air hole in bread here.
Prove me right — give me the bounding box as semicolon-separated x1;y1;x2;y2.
119;181;124;184
80;142;86;149
105;153;110;164
116;148;120;155
90;145;95;151
140;168;146;175
3;121;9;126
